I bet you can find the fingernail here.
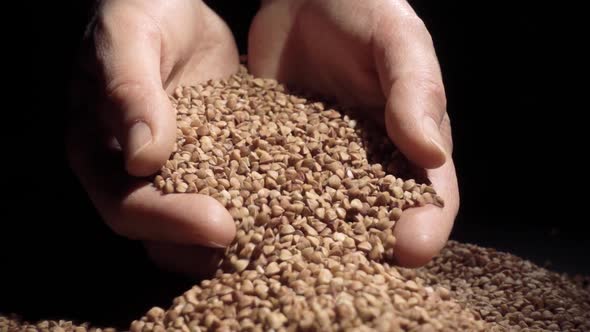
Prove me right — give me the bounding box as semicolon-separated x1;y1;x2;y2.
127;121;152;157
207;240;227;249
422;117;447;159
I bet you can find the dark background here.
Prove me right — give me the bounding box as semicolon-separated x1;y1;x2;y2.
1;0;585;329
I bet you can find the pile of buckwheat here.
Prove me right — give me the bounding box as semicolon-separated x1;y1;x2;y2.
2;66;588;332
0;316;108;332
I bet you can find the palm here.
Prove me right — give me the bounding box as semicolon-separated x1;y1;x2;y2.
248;1;382;107
114;0;240;93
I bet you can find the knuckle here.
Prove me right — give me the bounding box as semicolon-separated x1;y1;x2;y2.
403;15;427;29
442;112;454;151
416;75;447;109
396;13;435;46
93;3;161;60
397;13;428;34
443;112;452;127
105;79;147;105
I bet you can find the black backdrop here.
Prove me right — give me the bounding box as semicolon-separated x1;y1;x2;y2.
0;1;585;329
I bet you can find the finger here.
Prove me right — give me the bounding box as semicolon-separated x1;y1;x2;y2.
144;241;225;278
67;121;236;248
94;1;176;176
393;120;459;267
374;1;448;169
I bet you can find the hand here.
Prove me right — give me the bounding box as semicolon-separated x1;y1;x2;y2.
248;0;459;267
67;0;238;276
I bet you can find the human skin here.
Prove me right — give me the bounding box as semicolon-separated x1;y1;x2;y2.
68;0;239;276
68;0;458;275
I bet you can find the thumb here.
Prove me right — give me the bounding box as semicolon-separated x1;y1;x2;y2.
383;74;448;169
94;4;176;176
373;4;449;169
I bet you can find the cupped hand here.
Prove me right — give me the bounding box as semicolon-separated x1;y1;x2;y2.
248;0;459;267
68;0;239;276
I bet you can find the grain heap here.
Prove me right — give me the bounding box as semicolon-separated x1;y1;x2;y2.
417;241;590;331
0;316;105;332
143;66;485;331
3;66;589;332
3;245;589;332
